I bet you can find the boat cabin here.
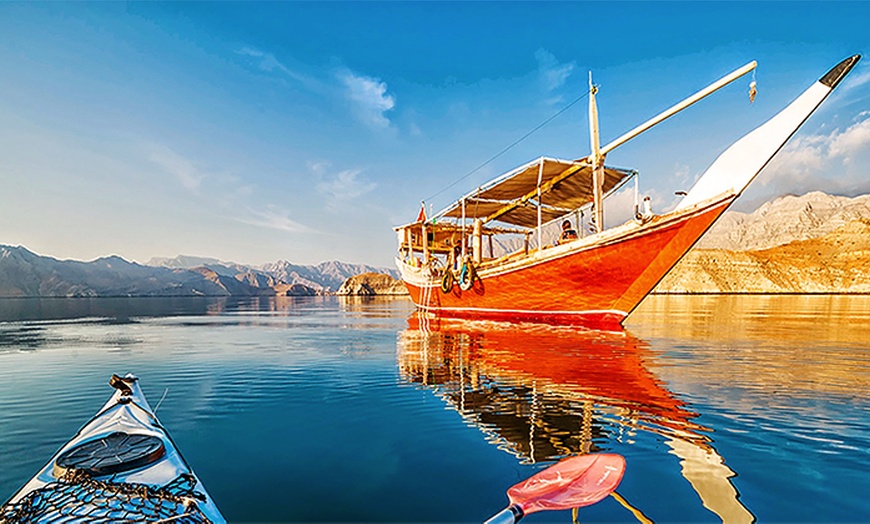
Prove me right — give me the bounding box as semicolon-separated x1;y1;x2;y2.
395;156;637;270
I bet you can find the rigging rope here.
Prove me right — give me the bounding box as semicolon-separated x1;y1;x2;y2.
423;89;592;205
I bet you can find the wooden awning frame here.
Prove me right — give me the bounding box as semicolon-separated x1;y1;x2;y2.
429;157;635;229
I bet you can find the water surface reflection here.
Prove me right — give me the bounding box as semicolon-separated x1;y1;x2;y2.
398;313;754;522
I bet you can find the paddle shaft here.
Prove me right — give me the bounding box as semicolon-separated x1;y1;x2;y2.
483;504;524;524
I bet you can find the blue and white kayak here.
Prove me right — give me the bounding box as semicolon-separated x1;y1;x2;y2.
1;373;225;523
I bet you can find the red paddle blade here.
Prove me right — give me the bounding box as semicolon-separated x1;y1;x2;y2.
507;453;625;515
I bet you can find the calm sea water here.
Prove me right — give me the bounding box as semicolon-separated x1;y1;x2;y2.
0;295;868;522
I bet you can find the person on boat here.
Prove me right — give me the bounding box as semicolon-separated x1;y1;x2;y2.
559;220;578;243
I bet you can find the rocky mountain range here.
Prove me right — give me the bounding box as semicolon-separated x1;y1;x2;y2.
657;191;870;293
696;191;870;250
0;248;397;298
658;219;870;293
147;255;397;292
0;247;226;297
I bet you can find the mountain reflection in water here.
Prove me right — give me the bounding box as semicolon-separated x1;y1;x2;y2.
397;313;754;523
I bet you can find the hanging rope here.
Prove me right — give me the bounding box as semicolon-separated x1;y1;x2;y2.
424;89;593;204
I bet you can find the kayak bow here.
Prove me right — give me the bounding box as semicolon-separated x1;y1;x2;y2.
1;373;225;523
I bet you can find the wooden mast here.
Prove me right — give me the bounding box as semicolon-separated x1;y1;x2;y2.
588;72;604;234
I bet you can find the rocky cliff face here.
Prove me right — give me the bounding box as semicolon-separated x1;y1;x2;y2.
657;219;870;293
697;191;870;250
336;272;408;296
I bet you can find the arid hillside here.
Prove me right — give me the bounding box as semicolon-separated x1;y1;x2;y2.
657;218;870;293
697;191;870;250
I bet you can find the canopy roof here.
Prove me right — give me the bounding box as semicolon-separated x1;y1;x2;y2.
434;157;635;229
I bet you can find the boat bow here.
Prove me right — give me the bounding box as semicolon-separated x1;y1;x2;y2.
677;55;861;211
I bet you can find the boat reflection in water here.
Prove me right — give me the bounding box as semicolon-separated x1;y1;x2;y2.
397;313;754;523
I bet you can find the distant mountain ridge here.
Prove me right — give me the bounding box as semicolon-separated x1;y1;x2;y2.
147;255;398;292
0;247;398;298
0;245;242;298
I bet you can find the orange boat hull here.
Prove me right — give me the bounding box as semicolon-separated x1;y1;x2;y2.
400;197;733;328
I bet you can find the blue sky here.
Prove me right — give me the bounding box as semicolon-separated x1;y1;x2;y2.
1;2;869;267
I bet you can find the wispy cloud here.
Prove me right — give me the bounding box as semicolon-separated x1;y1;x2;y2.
148;145;205;191
837;66;870;97
762;112;870;193
146;144;264;216
237;47;295;76
535;48;576;104
240;207;317;234
828;115;870;163
672;162;696;188
337;69;395;129
237;47;395;130
316;167;377;211
236;46;322;91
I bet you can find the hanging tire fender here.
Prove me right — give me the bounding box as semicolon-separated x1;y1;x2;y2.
441;270;455;293
458;260;476;291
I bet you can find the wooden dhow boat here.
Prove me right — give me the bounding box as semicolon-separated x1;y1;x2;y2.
395;55;861;328
1;374;225;523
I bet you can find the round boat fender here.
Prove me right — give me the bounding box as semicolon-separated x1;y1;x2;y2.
441;270;454;293
458;260;476;291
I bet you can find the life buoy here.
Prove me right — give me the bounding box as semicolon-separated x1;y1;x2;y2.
440;270;454;293
458;260;476;291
